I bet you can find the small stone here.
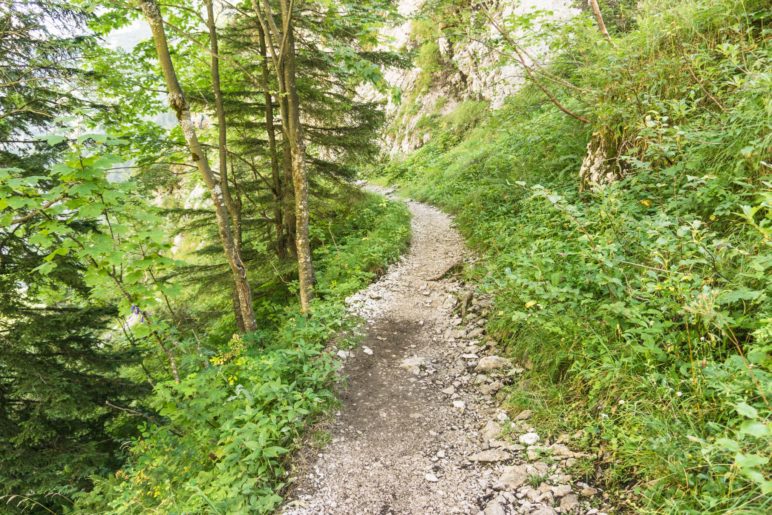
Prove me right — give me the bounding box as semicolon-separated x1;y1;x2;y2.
467;327;484;338
469;449;510;463
480;381;502;396
400;356;427;375
527;447;543;460
549;444;576;458
425;473;439;482
530;505;557;515
476;356;510;372
437;450;446;458
442;386;456;395
494;464;528;490
336;350;350;359
514;409;532;421
559;494;579;512
483;500;506;515
453;400;466;410
552;484;572;498
580;486;598;497
519;432;540;446
362;346;373;355
481;420;502;442
524;487;540;502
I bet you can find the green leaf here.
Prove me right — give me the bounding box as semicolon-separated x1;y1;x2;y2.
715;438;740;452
41;134;67;146
735;402;758;419
734;452;768;469
131;323;151;339
717;288;763;305
261;446;288;458
33;261;56;276
28;232;53;248
739;421;769;438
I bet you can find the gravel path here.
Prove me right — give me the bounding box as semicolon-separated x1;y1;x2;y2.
282;188;609;515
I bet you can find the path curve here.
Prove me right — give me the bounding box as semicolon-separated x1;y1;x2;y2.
282;189;607;515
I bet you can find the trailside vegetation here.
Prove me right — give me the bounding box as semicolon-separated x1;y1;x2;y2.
0;0;409;512
379;0;770;512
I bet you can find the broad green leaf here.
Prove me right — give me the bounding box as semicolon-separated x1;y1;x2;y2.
735;402;758;419
739;421;768;438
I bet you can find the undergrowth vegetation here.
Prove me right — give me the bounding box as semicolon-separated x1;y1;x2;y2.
379;0;770;512
72;193;410;514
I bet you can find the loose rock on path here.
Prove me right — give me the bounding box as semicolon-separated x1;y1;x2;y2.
282;188;608;515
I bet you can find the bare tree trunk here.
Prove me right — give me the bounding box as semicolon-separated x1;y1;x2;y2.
139;0;258;331
257;23;287;260
588;0;614;45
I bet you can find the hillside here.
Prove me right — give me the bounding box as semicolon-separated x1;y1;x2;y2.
0;0;769;514
377;0;771;512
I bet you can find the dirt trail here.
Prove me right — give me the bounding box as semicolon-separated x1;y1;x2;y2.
282;189;607;515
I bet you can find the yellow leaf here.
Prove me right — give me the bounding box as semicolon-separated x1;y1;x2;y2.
640;199;652;207
525;300;537;308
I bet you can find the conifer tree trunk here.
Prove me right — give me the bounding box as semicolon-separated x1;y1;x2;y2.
206;0;247;333
252;0;315;314
138;0;258;331
281;19;315;313
281;105;297;256
257;23;287;260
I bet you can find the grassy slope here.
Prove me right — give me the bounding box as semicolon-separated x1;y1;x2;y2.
379;0;770;512
73;192;410;514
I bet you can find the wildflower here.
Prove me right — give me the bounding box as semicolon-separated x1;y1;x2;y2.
676;391;683;397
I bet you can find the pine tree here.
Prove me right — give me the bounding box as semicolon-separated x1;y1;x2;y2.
0;2;148;509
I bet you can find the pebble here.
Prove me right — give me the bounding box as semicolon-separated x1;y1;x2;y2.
482;500;506;515
475;355;510;372
481;420;501;442
400;356;427;375
559;493;579;512
468;449;510;462
494;464;529;490
519;432;540;446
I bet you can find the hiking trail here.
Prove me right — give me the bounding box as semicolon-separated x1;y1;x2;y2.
282;188;607;515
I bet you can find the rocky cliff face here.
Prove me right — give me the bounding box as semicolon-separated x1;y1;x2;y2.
383;0;579;155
